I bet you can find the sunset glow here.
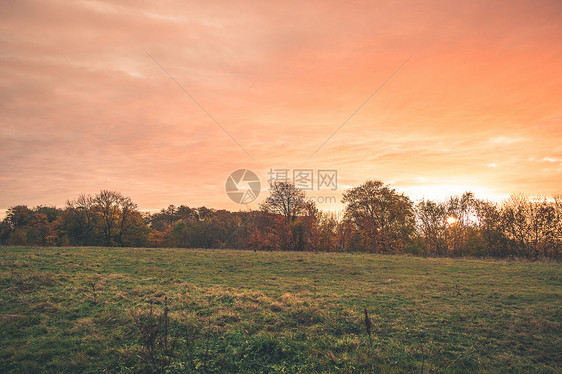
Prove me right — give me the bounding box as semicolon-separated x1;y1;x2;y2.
1;0;561;214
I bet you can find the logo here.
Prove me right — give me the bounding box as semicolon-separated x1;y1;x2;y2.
225;169;261;204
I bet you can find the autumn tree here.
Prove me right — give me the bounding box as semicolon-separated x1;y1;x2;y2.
2;205;64;246
501;194;561;259
444;192;485;256
414;199;448;256
117;195;138;246
552;196;562;258
473;199;506;257
65;194;97;245
341;180;414;253
149;205;179;232
64;190;146;247
118;211;150;247
313;211;340;252
259;182;318;250
260;182;308;225
5;205;33;229
93;190;123;246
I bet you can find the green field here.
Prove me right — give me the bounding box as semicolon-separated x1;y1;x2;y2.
0;247;560;373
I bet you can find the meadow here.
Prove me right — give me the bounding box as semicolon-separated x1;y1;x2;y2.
0;246;560;373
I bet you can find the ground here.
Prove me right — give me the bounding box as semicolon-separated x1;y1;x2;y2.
0;246;560;373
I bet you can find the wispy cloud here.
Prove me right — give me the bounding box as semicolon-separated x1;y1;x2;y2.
490;136;529;145
1;0;561;211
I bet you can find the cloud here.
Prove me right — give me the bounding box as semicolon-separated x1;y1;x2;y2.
1;0;561;211
490;136;529;145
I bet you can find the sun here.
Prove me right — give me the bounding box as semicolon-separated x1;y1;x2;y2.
446;216;458;225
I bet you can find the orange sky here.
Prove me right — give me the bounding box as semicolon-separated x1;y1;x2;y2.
1;0;561;215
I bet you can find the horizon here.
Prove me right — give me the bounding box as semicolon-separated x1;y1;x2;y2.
1;0;561;217
1;182;559;222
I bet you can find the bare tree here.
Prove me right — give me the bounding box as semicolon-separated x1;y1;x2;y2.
415;199;447;256
66;194;96;245
501;194;556;259
260;182;308;224
445;192;479;256
94;190;121;246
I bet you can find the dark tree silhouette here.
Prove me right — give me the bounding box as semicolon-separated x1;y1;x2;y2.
260;182;308;224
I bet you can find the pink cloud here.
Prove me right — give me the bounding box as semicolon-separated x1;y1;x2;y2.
1;0;561;213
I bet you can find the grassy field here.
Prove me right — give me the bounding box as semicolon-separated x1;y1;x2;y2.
0;246;560;373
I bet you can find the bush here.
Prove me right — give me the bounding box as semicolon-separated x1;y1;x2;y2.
8;228;27;245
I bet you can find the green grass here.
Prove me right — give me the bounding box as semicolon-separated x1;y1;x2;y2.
1;246;560;373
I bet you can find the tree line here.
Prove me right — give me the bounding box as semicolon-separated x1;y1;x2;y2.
1;181;560;259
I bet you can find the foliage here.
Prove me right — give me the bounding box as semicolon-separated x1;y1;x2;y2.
341;180;415;253
1;183;560;259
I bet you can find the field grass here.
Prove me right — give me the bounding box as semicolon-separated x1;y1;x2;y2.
0;246;560;373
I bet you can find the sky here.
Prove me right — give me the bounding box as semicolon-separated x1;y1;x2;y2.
1;0;561;216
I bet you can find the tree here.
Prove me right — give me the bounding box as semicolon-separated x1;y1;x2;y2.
552;196;562;258
501;195;559;259
259;182;316;250
415;199;447;256
260;182;307;224
315;211;340;252
3;205;64;246
5;205;33;229
474;199;505;257
444;192;480;256
118;211;150;247
342;180;414;253
90;190;144;247
93;190;123;246
66;194;97;245
117;196;138;246
0;219;12;244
